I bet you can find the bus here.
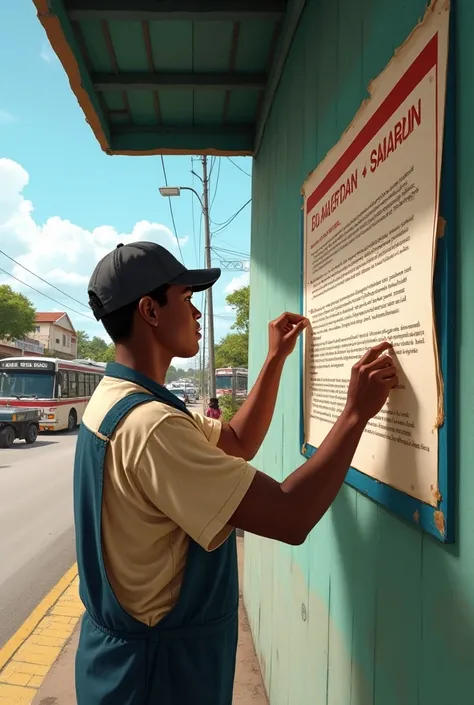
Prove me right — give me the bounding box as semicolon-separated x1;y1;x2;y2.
215;367;248;399
0;357;106;432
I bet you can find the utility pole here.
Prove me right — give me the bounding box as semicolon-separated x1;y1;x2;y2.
202;156;216;398
201;296;207;399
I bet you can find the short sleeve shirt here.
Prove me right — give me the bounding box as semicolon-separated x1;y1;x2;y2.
82;375;256;627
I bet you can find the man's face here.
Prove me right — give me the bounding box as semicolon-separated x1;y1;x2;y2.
151;285;202;358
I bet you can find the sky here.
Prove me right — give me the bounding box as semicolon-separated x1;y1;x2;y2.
0;2;252;369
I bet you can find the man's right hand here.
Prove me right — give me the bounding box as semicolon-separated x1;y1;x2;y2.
229;340;399;546
344;341;398;424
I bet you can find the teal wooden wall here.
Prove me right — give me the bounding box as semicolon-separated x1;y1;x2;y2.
245;1;474;704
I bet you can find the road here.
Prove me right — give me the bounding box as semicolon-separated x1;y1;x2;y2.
0;401;205;648
0;431;77;648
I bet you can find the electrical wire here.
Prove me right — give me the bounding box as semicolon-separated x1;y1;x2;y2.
210;198;251;230
190;158;199;268
0;266;96;321
208;155;217;178
211;245;250;258
160;155;185;263
0;249;90;309
226;156;252;177
212;199;251;236
209;157;221;212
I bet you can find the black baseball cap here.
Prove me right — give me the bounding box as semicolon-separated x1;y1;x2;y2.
88;241;221;321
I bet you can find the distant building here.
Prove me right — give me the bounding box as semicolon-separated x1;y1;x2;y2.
0;336;44;360
34;312;77;360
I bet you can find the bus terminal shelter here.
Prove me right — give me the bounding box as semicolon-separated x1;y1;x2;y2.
34;1;474;703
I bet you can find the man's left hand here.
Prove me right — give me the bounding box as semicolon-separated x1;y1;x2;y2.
268;312;309;360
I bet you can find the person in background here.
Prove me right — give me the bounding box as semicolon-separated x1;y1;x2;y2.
206;396;222;420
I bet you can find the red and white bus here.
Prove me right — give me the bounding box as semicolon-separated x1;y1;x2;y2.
0;357;106;431
215;367;248;399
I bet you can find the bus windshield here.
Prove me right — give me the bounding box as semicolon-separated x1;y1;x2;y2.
216;375;232;390
0;370;54;399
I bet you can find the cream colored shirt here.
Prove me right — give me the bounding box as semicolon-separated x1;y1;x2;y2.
82;375;256;627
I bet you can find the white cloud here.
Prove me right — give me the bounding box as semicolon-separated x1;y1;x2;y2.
224;271;249;294
0;158;187;334
40;44;55;64
0;109;15;125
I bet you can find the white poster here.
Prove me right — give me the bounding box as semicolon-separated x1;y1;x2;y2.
302;0;450;506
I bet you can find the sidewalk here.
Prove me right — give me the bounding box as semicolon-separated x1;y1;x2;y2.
29;536;267;704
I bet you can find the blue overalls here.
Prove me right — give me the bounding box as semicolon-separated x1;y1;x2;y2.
73;363;239;704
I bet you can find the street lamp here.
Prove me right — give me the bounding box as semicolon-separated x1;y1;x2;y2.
158;160;216;398
159;186;181;197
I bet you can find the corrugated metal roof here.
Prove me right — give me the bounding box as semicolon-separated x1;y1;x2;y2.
32;0;306;156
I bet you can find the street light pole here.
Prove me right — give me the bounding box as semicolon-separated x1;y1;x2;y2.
201;156;216;398
158;168;216;399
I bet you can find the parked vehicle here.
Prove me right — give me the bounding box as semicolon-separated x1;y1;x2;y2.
171;388;188;405
0;406;41;448
186;386;197;403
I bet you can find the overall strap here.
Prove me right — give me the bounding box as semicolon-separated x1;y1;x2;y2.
98;392;155;439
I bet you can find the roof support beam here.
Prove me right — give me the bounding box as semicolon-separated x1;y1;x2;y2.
112;124;253;136
254;0;306;155
110;124;255;156
66;1;287;22
93;72;267;92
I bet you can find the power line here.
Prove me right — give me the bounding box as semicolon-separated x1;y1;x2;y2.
210;157;222;212
208;155;217;178
212;199;251;236
212;245;250;258
160;155;185;263
0;249;90;309
227;157;252;177
0;266;96;321
190;157;199;268
210;198;251;230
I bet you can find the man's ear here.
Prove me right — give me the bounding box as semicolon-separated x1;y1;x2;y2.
137;296;160;327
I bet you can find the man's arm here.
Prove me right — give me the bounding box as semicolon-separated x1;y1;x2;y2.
229;343;398;545
217;312;307;461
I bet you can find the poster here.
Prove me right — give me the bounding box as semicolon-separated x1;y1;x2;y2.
302;1;450;506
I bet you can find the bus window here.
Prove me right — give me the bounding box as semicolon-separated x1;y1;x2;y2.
78;373;85;397
57;371;69;398
69;372;77;397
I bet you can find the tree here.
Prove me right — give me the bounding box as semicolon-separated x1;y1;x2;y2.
76;330;90;357
214;285;249;368
227;285;249;335
166;365;178;383
215;332;248;368
0;285;36;341
76;330;115;362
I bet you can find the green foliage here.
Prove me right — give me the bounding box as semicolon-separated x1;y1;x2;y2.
215;332;248;368
165;365;199;384
227;285;249;335
0;285;36;341
77;330;115;362
214;285;250;368
218;394;245;422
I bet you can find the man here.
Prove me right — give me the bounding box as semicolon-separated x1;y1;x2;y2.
75;241;397;704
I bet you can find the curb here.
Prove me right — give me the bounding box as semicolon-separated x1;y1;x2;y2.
0;564;83;704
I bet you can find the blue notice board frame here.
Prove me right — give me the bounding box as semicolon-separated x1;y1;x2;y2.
300;18;455;543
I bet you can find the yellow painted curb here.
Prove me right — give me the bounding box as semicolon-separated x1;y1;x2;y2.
0;563;83;704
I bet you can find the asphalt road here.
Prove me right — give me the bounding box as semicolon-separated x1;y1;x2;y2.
0;401;225;648
0;430;77;648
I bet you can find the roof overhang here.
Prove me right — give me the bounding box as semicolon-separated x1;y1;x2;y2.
33;0;306;156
